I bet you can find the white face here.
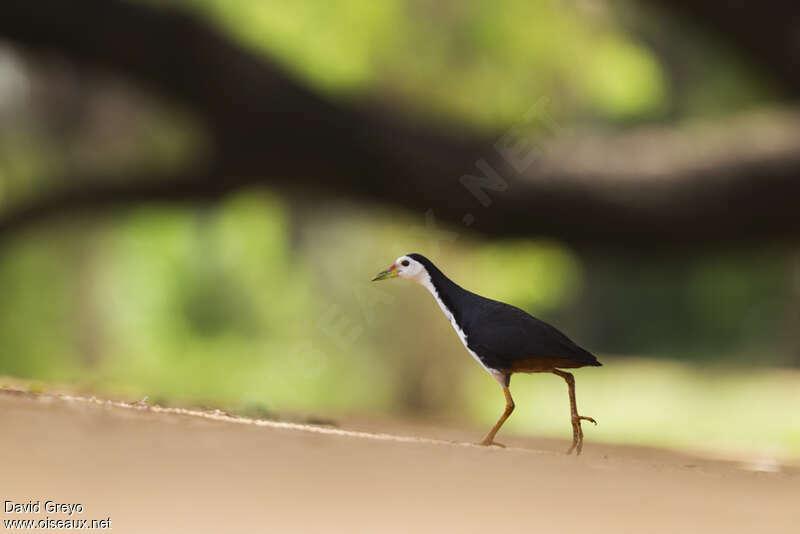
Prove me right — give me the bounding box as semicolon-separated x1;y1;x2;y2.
394;255;427;281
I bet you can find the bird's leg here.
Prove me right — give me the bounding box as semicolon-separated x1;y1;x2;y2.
552;370;596;455
479;383;514;447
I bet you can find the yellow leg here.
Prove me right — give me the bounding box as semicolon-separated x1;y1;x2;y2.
552;370;596;455
479;383;514;447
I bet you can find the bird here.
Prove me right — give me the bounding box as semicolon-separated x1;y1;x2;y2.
372;253;601;454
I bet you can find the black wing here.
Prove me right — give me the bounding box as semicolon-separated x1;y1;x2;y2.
461;297;600;370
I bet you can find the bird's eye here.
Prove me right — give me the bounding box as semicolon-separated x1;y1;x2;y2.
401;260;410;267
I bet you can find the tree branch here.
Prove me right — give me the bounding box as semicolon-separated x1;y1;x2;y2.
0;169;236;237
1;0;800;249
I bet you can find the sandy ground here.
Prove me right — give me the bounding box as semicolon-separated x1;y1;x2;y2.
1;388;797;534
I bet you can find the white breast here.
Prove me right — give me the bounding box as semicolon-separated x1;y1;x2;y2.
417;274;507;385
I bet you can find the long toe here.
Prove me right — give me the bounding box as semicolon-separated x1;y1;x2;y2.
567;422;587;455
567;440;579;455
573;415;597;425
478;439;506;448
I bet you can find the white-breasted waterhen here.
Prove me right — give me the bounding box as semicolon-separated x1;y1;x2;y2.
373;253;601;454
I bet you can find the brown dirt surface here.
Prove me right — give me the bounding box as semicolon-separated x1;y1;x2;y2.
1;388;797;533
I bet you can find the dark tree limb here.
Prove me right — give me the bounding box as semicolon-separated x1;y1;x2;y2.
0;170;234;237
1;0;800;249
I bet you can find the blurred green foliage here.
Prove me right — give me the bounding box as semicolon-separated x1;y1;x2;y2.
155;0;670;124
149;0;771;125
471;241;583;312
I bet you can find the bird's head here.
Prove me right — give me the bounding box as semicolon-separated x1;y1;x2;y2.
371;254;428;283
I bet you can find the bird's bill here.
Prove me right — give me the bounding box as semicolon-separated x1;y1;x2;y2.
371;264;398;281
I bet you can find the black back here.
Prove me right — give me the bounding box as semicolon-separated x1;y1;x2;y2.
408;254;601;372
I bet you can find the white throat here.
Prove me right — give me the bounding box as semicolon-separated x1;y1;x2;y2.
413;269;506;385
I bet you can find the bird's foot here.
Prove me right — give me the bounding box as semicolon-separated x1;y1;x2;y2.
566;441;581;456
478;438;506;448
573;415;597;426
565;414;596;455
